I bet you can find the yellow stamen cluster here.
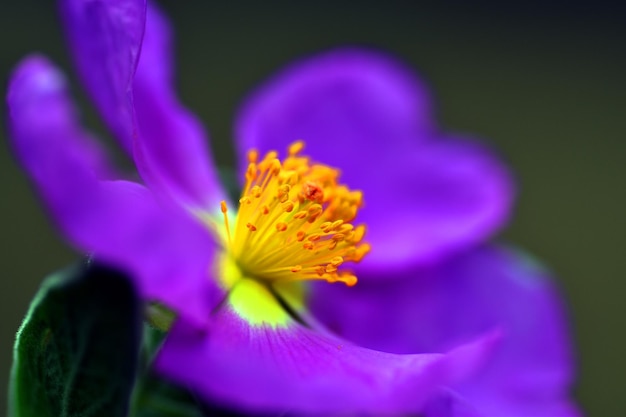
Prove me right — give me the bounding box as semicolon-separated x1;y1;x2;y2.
220;141;370;287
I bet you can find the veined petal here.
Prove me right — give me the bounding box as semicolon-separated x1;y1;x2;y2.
132;2;226;210
59;0;145;154
60;0;225;210
310;245;579;416
235;48;513;269
7;56;223;325
156;279;499;414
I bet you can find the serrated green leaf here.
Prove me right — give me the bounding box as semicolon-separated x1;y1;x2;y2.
9;262;142;417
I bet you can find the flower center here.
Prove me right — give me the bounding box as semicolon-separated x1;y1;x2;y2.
219;141;370;289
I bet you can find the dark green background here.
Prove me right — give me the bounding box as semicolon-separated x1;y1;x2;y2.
1;1;624;415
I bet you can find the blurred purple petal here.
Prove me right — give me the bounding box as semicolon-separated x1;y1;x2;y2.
309;245;579;416
7;55;115;182
235;48;513;269
156;303;498;414
236;48;434;169
132;3;226;209
7;56;223;325
59;0;145;154
60;0;224;209
360;136;513;271
423;390;483;417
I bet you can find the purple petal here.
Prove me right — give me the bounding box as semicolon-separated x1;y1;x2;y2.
156;304;498;415
236;47;433;166
7;55;116;182
423;390;483;417
7;56;223;325
59;0;145;154
359;136;513;271
235;48;513;269
130;3;226;209
61;0;225;209
309;245;580;416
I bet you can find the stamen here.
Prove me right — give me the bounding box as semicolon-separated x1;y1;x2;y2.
219;141;369;287
220;200;232;248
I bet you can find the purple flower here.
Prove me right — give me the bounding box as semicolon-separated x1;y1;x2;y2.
7;0;579;415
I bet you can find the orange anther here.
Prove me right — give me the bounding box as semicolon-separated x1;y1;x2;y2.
282;201;295;212
246;223;257;232
332;233;345;242
320;222;332;232
246;163;257;181
288;140;305;156
306;233;321;241
276;222;288;232
302;181;324;203
250;185;262;198
248;149;259;163
270;159;282;175
294;211;307;220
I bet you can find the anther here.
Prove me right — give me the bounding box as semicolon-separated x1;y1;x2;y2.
270;159;282;175
220;200;232;248
302;181;324;203
276;222;288;232
307;233;321;241
250;185;262;198
246;163;257;181
288;140;305;156
247;149;259;163
282;201;295;212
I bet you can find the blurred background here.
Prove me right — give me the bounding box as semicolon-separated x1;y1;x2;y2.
1;1;624;415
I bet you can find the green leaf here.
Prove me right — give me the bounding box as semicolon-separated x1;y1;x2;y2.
9;261;142;417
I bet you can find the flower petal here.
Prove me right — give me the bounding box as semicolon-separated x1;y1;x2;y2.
360;136;513;271
7;56;223;325
423;390;483;417
309;245;580;416
235;48;513;268
59;0;145;154
7;55;115;182
156;278;499;414
60;0;225;209
132;3;226;209
236;47;433;166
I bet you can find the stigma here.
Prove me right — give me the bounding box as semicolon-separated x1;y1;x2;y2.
219;141;370;287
